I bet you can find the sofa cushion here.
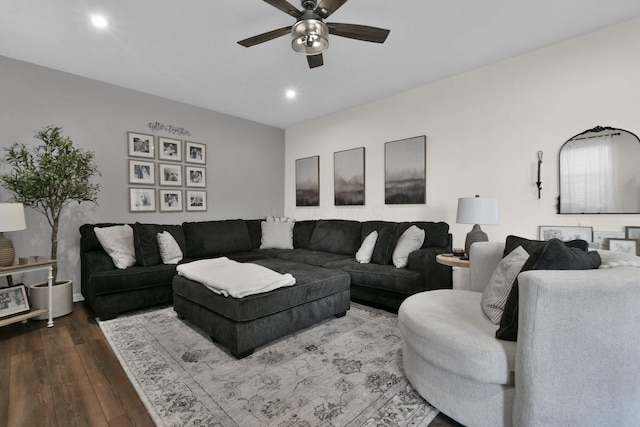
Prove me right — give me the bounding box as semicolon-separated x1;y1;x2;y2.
133;223;186;267
293;220;317;249
307;220;362;255
89;263;177;295
182;220;252;259
399;290;517;385
274;248;352;267
94;225;136;269
244;219;263;249
260;221;294;249
325;258;422;295
497;238;601;341
371;224;398;265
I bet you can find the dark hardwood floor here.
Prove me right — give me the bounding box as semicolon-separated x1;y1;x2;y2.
0;302;462;427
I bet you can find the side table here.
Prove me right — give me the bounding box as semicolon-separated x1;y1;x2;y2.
436;254;470;290
0;260;56;328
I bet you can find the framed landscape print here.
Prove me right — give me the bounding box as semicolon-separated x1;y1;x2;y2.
592;231;625;249
185;141;206;164
185;166;206;187
186;190;207;211
129;187;156;212
385;136;426;204
127;131;155;159
158;137;182;162
296;155;319;207
334;147;365;206
128;159;155;185
158;163;183;186
159;189;183;212
608;239;639;255
0;285;30;319
539;225;593;242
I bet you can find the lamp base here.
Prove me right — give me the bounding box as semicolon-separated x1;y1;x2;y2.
465;224;488;259
0;232;16;267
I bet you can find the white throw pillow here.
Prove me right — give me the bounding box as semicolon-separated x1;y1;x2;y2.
596;249;640;268
355;230;378;263
266;215;294;223
157;231;183;264
260;221;294;249
481;246;530;324
94;225;136;269
392;226;425;268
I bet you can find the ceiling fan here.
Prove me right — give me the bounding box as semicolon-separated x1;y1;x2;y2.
238;0;390;69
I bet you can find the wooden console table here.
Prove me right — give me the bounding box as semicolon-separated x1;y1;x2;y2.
0;260;56;328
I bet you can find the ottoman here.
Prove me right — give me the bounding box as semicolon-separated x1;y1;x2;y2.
172;258;351;358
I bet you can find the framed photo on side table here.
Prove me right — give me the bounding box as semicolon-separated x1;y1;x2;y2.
128;159;155;185
0;285;30;319
158;163;183;186
185;141;206;164
608;239;640;255
539;225;593;242
129;187;156;212
158;137;182;162
185;166;206;187
159;189;183;212
127;132;155;159
186;190;207;211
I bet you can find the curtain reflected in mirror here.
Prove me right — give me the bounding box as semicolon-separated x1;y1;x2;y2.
558;126;640;213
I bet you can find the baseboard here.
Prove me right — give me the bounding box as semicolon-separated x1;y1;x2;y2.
73;292;85;303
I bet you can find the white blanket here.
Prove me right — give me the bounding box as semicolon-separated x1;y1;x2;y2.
176;257;296;298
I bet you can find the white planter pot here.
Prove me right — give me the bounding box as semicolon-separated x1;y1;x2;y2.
29;280;73;319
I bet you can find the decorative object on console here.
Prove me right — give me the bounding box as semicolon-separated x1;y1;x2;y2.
536;150;542;199
539;225;592;242
608;239;639;256
334;147;365;206
0;285;30;319
0;203;26;267
295;155;320;206
385;136;426;204
592;231;625;249
456;195;499;258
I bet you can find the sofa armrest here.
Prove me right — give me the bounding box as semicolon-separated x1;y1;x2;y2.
407;247;452;291
514;267;640;426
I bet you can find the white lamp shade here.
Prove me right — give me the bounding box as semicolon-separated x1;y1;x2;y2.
0;203;27;232
456;197;499;225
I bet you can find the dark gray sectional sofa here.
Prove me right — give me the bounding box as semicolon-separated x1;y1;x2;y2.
80;218;453;321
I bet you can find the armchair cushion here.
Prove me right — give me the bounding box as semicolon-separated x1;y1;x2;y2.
497;238;601;341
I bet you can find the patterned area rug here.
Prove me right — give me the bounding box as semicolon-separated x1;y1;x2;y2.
99;302;438;426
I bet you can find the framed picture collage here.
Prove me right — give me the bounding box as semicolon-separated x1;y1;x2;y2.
127;131;207;212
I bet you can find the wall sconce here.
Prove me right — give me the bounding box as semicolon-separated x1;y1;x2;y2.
536;151;543;199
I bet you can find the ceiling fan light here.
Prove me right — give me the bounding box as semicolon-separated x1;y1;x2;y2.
291;19;328;55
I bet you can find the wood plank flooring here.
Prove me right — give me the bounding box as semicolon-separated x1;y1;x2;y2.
0;302;462;427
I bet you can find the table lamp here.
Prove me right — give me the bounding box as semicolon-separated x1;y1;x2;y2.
0;203;27;267
456;195;499;259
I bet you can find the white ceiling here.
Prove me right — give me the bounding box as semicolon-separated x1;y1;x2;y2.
2;1;640;129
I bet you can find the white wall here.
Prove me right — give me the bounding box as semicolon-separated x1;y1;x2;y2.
0;56;285;299
285;18;640;249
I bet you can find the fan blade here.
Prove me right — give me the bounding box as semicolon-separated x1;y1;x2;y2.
238;26;292;47
328;23;390;43
317;0;348;18
307;53;324;68
263;0;302;18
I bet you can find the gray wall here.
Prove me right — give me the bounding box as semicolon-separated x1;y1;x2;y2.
0;55;285;299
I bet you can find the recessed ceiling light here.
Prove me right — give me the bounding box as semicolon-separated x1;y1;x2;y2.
91;15;109;29
285;90;296;99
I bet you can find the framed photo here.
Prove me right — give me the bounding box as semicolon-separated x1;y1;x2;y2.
625;226;640;240
158;137;182;162
539;225;593;242
127;132;155;159
129;187;156;212
0;285;30;319
385;135;426;204
159;189;183;212
608;239;640;255
128;159;155;185
334;147;365;206
186;190;207;211
185;166;206;187
592;231;625;249
185;141;206;164
296;155;320;207
158;163;183;186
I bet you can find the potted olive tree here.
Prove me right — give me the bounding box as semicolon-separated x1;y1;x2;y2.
1;126;100;318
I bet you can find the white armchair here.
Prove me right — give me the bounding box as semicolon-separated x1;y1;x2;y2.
399;241;640;427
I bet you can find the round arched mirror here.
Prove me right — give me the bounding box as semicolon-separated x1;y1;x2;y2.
558;126;640;214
